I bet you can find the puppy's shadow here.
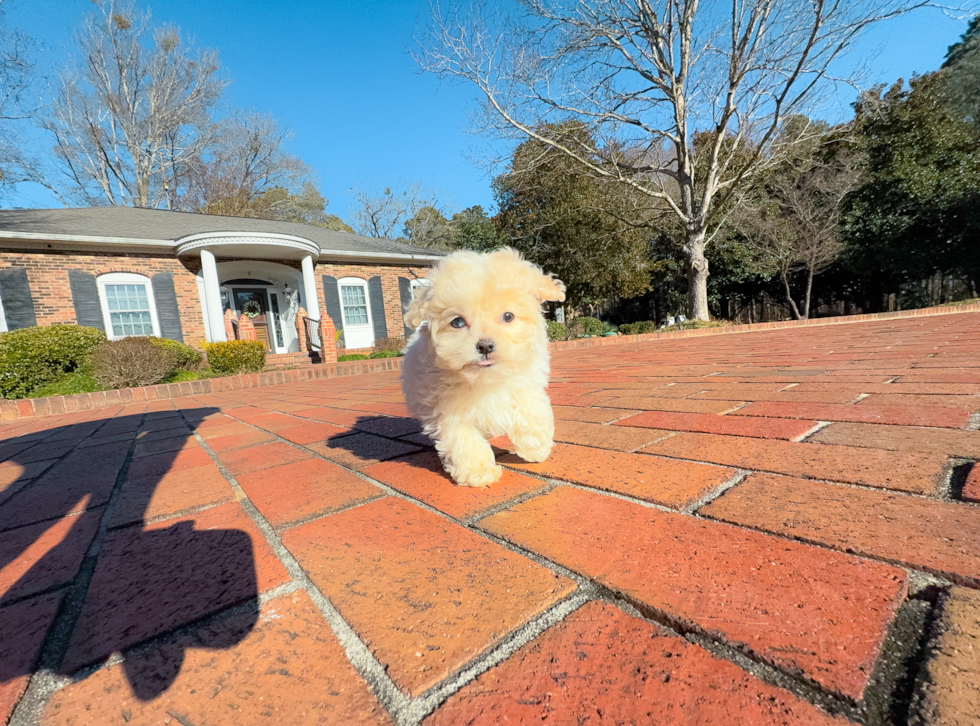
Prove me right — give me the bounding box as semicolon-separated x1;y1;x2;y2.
319;414;525;479
320;414;437;467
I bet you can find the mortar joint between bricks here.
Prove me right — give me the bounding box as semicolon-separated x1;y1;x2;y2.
794;420;832;442
683;469;750;515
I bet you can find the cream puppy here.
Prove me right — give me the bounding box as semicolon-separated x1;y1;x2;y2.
401;248;566;487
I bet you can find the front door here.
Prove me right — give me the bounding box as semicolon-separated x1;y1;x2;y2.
233;288;273;352
338;278;375;349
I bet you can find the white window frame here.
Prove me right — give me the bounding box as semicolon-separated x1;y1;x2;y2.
410;278;431;300
337;277;374;348
0;291;7;333
97;272;161;340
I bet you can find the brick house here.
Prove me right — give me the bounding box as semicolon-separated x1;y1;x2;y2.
0;207;440;364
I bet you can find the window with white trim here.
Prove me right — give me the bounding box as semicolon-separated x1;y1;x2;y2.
97;273;161;339
340;282;370;324
410;278;431;300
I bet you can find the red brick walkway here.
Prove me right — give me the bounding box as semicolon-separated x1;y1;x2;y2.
2;312;979;725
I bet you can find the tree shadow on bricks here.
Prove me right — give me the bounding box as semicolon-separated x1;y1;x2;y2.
0;408;259;706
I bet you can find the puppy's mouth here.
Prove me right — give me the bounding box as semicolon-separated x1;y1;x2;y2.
474;356;496;368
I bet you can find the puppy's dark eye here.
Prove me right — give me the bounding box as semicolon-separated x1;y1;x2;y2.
450;317;466;329
501;312;515;323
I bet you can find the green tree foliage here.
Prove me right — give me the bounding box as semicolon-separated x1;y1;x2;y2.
494;125;652;309
843;72;980;303
450;206;500;252
942;14;980;129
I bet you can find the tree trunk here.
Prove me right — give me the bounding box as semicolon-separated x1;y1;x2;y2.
802;266;814;319
781;270;803;320
685;232;710;321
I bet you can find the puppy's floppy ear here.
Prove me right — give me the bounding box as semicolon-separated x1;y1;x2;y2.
536;273;566;303
490;247;567;303
404;284;434;329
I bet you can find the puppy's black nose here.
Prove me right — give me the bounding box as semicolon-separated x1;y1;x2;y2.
476;339;495;356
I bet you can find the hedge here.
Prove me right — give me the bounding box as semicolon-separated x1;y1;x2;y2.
204;340;267;374
148;337;203;370
0;324;106;399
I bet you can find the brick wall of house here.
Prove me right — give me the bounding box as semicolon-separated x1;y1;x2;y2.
315;262;431;341
0;249;433;352
0;249;208;343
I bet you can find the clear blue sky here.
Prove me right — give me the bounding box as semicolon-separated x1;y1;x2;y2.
6;0;977;222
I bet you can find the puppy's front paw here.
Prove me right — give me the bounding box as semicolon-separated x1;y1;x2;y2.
514;439;553;463
453;461;503;488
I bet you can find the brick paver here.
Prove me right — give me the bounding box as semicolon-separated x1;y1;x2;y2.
481;486;906;698
426;601;842;726
641;431;947;494
701;473;980;586
499;443;736;509
914;587;980;726
2;310;980;723
282;498;574;695
43;591;392;726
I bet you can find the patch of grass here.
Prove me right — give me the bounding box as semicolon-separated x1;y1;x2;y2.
29;373;102;398
161;370;201;384
338;353;368;362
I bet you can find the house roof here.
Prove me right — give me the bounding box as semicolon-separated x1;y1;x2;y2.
0;206;443;262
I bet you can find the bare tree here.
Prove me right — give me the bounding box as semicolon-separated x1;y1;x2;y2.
348;182;446;238
41;0;223;207
0;0;36;194
736;125;859;319
181;111;312;215
417;0;933;319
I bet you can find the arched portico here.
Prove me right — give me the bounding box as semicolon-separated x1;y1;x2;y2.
176;232;322;351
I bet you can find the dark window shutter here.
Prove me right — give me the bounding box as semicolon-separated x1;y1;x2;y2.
321;275;343;348
151;272;184;343
398;277;413;337
68;270;104;332
0;268;37;330
368;276;387;341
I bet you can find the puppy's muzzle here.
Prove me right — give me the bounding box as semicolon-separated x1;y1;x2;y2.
476;338;495;367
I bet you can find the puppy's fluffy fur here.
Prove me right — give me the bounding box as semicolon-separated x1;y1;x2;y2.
401;248;565;487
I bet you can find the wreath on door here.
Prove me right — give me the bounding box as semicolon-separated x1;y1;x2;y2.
242;300;262;318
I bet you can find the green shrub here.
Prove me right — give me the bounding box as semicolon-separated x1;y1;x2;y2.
546;320;566;342
203;340;266;374
0;324;106;399
567;316;605;338
89;337;178;389
338;353;368;361
148;337;203;370
368;349;401;359
374;336;407;353
29;373;102;398
660;319;729;333
619;320;656;335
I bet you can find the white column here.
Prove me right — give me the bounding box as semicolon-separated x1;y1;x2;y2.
301;254;320;320
200;248;227;342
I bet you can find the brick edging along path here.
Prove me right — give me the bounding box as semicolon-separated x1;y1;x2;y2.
5;301;979;422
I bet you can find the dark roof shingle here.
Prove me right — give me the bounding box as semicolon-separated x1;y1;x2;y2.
0;206;442;258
